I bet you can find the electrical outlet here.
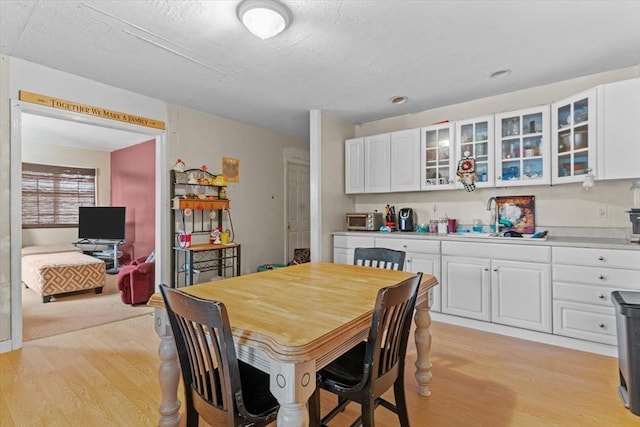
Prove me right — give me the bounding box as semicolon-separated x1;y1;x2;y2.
596;206;608;218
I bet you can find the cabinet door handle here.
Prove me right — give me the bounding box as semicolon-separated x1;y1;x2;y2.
597;256;605;261
598;275;605;280
403;244;408;248
493;267;498;272
484;267;489;271
598;323;606;329
598;294;605;300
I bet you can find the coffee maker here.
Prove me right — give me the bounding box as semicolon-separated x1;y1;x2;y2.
398;208;415;232
630;210;640;243
629;180;640;243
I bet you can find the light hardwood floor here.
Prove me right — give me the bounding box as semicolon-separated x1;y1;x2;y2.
0;314;637;426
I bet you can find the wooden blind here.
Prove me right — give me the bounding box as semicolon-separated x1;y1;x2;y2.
22;163;97;228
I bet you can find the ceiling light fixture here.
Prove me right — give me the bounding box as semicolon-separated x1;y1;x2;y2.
489;69;512;79
390;95;408;105
237;0;292;40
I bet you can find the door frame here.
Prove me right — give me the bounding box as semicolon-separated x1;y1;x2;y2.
8;100;168;351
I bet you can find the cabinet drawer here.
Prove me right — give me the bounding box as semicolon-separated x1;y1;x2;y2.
553;282;640;307
553;247;640;269
553;265;640;287
333;235;375;249
442;241;550;262
375;238;440;254
552;301;616;345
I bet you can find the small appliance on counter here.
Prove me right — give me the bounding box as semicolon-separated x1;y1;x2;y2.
398;208;415;232
346;212;384;231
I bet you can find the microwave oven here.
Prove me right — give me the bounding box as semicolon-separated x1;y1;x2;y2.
346;212;384;231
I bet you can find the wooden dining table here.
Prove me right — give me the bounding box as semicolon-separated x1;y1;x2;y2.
148;262;438;427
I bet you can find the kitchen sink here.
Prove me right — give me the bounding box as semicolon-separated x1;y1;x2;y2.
449;232;548;240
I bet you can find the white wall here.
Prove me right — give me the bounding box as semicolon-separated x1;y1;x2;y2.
318;111;356;261
350;66;640;232
20;142;111;247
166;105;308;275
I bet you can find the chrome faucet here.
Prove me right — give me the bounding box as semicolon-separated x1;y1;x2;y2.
486;196;499;233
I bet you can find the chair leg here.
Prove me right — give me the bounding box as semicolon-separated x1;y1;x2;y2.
308;385;321;427
357;398;376;427
393;379;410;427
185;405;199;427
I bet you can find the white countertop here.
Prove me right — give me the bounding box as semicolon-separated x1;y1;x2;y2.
333;230;640;250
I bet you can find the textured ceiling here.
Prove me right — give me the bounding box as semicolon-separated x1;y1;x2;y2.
2;0;640;149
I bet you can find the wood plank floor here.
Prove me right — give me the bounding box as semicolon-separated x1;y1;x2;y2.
1;313;637;426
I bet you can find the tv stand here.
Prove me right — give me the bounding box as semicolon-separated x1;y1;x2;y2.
74;240;124;274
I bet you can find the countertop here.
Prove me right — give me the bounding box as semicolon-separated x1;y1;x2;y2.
333;230;640;250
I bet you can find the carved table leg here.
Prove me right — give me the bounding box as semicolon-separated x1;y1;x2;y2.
270;359;316;427
154;308;181;427
414;300;433;397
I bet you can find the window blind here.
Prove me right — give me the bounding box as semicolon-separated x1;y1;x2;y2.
22;163;97;228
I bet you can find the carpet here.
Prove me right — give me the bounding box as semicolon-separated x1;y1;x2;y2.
21;272;154;342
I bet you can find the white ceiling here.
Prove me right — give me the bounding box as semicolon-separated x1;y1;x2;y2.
2;0;640;150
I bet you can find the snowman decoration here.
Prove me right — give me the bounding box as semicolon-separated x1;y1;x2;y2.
456;152;478;192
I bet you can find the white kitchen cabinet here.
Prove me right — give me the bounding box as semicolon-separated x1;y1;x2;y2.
333;235;375;265
596;77;640;180
552;246;640;345
390;128;421;192
375;237;441;312
495;106;550;186
345;137;365;194
551;88;597;184
441;255;491;320
455;115;495;188
346;129;421;194
364;133;391;193
421;122;456;190
441;241;551;331
491;259;551;332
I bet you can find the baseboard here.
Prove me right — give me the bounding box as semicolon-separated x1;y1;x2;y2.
430;312;618;357
0;339;15;354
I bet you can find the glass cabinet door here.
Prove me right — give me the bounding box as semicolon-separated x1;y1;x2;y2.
421;122;455;190
455;115;494;188
551;88;596;184
494;106;550;186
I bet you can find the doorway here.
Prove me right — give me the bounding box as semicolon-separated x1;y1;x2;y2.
284;159;310;262
9;100;168;349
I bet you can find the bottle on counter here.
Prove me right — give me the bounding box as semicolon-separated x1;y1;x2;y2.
438;216;448;234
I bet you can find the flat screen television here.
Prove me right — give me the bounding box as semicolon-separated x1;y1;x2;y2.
78;206;126;241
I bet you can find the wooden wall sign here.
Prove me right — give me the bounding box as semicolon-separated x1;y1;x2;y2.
18;90;165;130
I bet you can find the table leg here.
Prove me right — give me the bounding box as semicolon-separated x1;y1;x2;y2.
414;299;433;397
269;359;316;427
154;308;181;427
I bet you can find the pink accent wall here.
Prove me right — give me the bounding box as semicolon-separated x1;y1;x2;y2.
111;139;156;263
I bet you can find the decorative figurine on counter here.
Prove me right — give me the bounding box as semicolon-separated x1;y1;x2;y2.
456;151;478;192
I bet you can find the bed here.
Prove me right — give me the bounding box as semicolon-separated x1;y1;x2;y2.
21;244;107;303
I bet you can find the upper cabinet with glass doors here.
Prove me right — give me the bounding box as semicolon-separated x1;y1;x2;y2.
421;122;456;190
494;106;550;187
551;89;596;184
455;116;495;188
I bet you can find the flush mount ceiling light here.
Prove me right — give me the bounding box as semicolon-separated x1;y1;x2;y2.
237;0;292;40
489;68;512;79
390;95;408;105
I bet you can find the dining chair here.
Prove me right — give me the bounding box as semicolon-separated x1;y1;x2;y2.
309;272;423;427
159;284;279;427
353;247;406;271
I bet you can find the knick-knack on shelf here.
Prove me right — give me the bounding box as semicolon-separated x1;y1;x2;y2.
174;159;185;172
